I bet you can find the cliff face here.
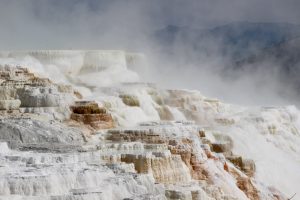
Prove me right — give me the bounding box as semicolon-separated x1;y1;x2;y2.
0;51;298;200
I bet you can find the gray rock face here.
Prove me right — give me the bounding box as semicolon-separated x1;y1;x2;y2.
17;87;62;107
0;99;21;110
0;118;84;150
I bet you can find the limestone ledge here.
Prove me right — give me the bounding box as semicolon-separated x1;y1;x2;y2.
0;65;76;120
100;121;285;200
0;65;288;200
70;101;114;130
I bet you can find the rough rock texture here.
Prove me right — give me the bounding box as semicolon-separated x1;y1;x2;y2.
227;156;256;177
119;94;140;107
121;152;191;184
0;142;165;200
104;122;279;200
18;87;62;107
0;65;75;120
0;55;291;200
0;118;84;150
0;99;21;110
70;101;114;129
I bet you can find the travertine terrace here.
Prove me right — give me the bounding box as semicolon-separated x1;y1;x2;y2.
0;50;298;200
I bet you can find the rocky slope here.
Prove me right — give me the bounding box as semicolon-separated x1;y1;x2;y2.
0;51;299;200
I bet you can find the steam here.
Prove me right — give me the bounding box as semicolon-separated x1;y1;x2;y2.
0;0;300;106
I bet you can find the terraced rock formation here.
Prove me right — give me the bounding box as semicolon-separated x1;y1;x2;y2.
0;51;298;200
70;101;114;129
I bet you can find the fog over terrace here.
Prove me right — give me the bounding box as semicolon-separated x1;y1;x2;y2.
1;0;300;106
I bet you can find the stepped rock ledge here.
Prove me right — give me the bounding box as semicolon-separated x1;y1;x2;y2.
0;50;298;200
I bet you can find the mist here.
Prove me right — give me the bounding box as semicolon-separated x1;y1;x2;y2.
1;0;300;106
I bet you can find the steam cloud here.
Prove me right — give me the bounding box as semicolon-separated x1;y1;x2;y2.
1;0;300;106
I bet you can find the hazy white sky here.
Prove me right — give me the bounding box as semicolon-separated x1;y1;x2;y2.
0;0;299;49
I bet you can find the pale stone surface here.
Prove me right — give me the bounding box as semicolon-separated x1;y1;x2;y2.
0;53;292;200
0;118;84;149
0;99;21;110
0;65;75;120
